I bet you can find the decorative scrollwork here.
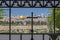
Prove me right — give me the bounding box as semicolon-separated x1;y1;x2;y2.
17;1;33;7
11;0;33;7
44;1;54;7
0;0;9;7
0;0;60;8
33;1;43;7
55;1;60;7
0;0;2;5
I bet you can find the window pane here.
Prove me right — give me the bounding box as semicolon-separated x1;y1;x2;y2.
33;35;42;40
33;8;54;33
44;35;50;40
11;8;31;33
57;36;60;40
22;35;31;40
0;35;9;40
11;35;20;40
0;8;9;33
11;8;54;33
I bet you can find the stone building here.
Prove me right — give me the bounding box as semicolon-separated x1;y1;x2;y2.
0;14;48;25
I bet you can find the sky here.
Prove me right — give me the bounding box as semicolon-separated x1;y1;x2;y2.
3;8;51;16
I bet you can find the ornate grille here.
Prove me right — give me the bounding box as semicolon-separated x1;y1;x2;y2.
0;0;60;40
0;0;60;8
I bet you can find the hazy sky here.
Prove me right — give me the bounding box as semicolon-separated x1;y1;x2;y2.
3;8;51;16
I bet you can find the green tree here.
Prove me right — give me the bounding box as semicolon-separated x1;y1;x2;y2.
48;8;60;40
55;8;60;32
0;9;4;19
48;8;54;33
48;8;60;32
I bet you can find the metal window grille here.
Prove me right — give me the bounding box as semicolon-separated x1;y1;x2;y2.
0;0;60;40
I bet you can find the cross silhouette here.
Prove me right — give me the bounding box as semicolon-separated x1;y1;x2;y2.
27;12;38;40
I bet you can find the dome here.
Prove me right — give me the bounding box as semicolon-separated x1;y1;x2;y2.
19;15;25;19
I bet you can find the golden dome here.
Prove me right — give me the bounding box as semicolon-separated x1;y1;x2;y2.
19;15;25;19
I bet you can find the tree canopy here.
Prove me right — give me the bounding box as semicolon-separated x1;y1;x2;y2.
48;8;60;32
0;9;4;19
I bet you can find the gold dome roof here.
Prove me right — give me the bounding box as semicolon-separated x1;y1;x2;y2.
19;15;25;19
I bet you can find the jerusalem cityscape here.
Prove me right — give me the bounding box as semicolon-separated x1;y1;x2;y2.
0;14;49;33
0;8;60;34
